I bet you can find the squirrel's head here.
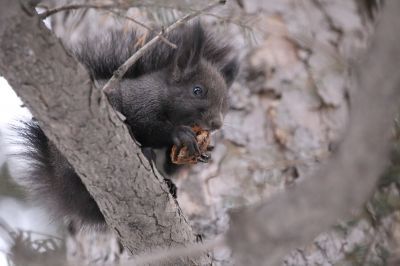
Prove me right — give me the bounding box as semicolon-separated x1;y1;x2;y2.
78;22;238;132
162;23;239;131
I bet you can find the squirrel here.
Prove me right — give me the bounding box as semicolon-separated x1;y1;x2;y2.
14;22;239;228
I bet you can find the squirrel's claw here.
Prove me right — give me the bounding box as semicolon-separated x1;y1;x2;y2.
198;153;211;163
172;125;200;156
206;145;214;152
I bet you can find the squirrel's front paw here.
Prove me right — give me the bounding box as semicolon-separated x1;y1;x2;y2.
172;126;200;156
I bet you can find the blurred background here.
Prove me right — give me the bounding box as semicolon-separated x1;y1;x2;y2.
3;0;400;265
0;77;60;266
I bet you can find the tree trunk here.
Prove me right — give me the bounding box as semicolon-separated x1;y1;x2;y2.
0;1;210;265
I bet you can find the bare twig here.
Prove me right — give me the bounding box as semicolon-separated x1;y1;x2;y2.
105;9;177;49
137;3;257;33
251;151;330;172
38;0;255;38
101;0;226;95
38;3;121;19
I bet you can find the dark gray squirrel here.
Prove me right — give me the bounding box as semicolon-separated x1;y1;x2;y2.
16;22;238;228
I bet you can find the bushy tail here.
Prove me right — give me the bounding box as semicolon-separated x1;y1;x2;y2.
13;120;105;227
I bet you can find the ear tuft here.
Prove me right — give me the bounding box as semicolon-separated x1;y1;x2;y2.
221;58;239;88
173;22;205;80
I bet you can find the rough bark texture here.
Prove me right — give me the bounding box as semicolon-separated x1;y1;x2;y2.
0;1;210;265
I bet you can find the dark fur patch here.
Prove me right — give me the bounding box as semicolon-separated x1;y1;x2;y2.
75;22;238;85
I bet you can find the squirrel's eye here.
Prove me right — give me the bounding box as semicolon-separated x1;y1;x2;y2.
192;86;204;97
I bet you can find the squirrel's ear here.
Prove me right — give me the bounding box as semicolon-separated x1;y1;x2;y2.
172;22;205;80
221;58;239;88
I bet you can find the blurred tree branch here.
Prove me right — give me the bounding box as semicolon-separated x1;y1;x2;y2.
104;9;177;48
226;0;400;265
38;2;126;19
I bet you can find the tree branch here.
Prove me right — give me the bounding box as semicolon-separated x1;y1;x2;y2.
38;2;125;19
41;2;178;49
105;9;177;49
226;0;400;265
0;1;212;265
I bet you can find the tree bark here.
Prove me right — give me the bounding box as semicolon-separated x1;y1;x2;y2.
0;1;210;265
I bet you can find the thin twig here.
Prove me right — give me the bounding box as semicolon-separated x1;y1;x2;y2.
38;3;122;19
248;151;330;172
135;2;256;33
145;3;257;32
105;9;177;49
102;0;226;95
38;1;251;45
38;0;253;33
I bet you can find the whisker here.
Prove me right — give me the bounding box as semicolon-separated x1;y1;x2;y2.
222;123;239;130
